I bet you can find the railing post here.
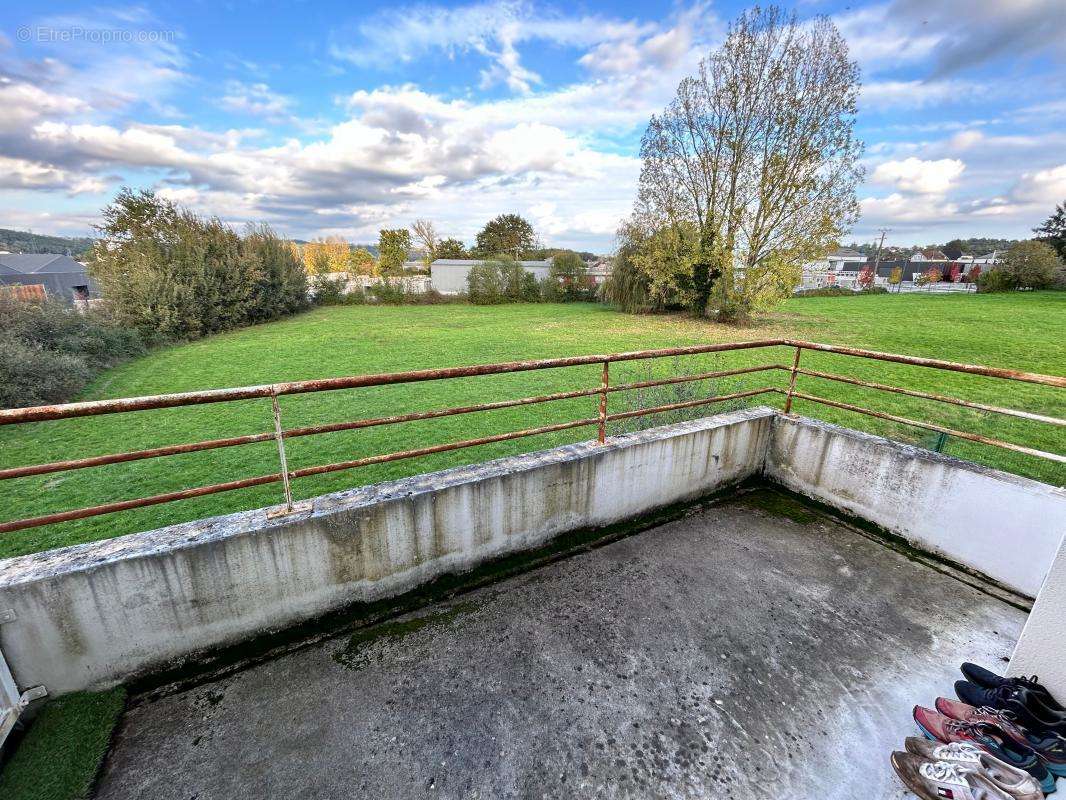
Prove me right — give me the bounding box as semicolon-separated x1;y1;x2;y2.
598;360;609;444
271;391;294;512
784;346;802;414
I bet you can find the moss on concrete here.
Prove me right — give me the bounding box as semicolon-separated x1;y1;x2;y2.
0;687;125;800
334;602;478;670
734;487;820;525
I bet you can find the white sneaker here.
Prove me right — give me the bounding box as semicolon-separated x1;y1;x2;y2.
905;736;1043;800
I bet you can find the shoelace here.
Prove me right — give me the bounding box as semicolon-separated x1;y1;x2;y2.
946;719;987;737
932;741;982;762
919;760;969;785
976;706;1018;728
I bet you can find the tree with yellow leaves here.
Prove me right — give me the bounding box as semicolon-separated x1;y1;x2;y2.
301;237;351;275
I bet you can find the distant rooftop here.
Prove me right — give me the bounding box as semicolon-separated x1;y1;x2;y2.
0;253;85;274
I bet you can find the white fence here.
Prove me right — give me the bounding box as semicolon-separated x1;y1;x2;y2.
798;269;977;294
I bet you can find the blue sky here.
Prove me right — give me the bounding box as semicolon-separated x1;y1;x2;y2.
1;0;1064;252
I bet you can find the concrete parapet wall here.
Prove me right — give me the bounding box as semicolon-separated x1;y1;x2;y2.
766;414;1066;599
0;408;774;695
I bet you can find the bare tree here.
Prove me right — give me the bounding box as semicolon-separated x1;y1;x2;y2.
634;6;863;320
410;219;439;267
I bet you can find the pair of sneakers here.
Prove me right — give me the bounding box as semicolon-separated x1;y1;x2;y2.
957;663;1066;739
892;738;1043;800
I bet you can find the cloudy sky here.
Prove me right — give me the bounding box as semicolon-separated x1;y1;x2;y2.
2;0;1064;252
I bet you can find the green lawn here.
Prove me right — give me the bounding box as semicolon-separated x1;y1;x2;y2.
1;293;1063;559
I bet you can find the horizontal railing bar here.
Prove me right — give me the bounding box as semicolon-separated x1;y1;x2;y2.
0;431;279;481
290;418;599;480
794;368;1066;426
784;390;1066;464
0;418;602;535
606;364;784;394
0;340;789;425
0;365;787;481
605;387;777;422
0;473;284;535
0;387;607;481
785;340;1066;388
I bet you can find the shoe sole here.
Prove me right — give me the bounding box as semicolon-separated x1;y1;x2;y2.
914;719;940;742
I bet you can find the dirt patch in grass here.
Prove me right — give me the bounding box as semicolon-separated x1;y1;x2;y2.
0;688;126;800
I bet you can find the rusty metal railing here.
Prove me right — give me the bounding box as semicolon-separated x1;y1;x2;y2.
0;340;1063;536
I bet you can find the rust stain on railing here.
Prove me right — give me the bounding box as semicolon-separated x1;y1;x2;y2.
0;339;1062;536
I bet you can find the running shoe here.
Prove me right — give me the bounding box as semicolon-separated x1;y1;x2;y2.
937;697;1066;778
891;751;1040;800
914;706;1056;794
957;680;1066;738
962;664;1065;714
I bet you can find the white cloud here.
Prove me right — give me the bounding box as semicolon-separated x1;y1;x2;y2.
0;155;98;193
217;82;293;120
871;157;965;195
0;78;88;134
859;193;959;226
860;79;984;110
1009;164;1066;207
329;0;712;96
837;0;1066;78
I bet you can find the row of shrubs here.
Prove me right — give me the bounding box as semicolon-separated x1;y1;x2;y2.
2;190;317;409
0;297;146;409
794;286;889;298
467;260;596;304
312;279;459;306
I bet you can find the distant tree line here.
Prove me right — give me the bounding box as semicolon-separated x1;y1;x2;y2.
0;228;94;259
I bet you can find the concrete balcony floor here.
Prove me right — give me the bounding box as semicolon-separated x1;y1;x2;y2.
93;488;1025;800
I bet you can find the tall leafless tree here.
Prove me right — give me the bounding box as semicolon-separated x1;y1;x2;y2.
410;219;439;266
635;6;863;320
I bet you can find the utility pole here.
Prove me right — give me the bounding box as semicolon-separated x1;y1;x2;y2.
871;228;888;291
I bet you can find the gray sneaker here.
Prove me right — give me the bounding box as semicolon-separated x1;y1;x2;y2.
891;751;1041;800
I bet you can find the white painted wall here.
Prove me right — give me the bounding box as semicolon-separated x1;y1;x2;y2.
1009;534;1066;700
766;415;1066;599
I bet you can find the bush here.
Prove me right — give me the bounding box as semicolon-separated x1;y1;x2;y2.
602;243;654;312
0;297;146;408
89;189;309;342
794;286;887;297
312;277;349;305
976;268;1015;293
0;339;89;409
466;259;540;304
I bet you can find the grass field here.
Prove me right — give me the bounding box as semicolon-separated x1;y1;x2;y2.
1;292;1063;559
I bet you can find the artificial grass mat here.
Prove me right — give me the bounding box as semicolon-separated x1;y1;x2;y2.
0;688;126;800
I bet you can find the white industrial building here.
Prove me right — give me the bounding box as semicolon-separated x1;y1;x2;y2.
429;259;551;295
